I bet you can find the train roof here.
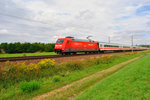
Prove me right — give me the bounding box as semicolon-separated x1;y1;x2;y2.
71;38;95;43
65;36;74;38
64;36;95;43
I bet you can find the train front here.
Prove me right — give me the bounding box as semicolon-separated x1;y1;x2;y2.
54;38;65;54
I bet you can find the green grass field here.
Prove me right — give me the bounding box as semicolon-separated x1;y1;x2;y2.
74;53;150;100
0;52;148;100
0;52;57;57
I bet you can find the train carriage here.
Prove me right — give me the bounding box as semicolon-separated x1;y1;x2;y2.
54;36;147;55
98;42;132;51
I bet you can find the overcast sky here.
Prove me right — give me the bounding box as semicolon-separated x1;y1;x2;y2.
0;0;150;45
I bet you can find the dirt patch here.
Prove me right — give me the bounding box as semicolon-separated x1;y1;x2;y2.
32;55;143;100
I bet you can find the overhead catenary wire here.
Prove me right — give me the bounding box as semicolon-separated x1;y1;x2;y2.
0;12;49;24
0;12;55;32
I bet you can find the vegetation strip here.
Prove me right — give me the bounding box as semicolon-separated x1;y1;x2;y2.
74;53;150;100
0;52;110;62
0;52;129;62
32;55;143;100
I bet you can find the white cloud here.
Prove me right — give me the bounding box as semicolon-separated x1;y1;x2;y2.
0;0;150;44
0;29;8;34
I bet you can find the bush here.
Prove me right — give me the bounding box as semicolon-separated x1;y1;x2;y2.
101;55;112;64
66;61;83;71
38;59;55;69
52;75;62;82
19;81;40;93
95;58;101;65
125;52;134;55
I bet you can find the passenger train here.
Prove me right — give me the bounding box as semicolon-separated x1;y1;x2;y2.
54;36;147;55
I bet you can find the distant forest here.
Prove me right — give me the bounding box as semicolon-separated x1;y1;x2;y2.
0;42;55;53
138;45;150;48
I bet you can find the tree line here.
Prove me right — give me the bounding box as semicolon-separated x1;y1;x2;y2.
139;45;150;48
0;42;55;53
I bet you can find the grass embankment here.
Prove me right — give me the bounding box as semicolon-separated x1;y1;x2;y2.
0;52;57;57
0;51;148;100
37;55;142;100
74;53;150;100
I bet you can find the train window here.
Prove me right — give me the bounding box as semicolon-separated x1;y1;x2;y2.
100;44;103;47
56;40;64;43
114;45;119;48
104;45;119;48
123;46;130;48
104;45;110;47
67;40;69;44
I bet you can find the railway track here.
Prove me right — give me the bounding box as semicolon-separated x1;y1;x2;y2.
0;53;105;62
0;51;141;62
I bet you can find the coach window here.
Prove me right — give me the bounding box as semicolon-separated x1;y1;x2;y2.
100;44;103;47
67;40;69;44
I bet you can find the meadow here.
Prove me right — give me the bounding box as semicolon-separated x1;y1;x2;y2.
74;53;150;100
0;51;149;100
0;52;57;57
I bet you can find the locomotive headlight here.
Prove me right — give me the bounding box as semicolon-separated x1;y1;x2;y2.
55;45;62;47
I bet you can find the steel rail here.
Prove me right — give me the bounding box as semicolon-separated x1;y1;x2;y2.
0;50;144;62
0;53;103;62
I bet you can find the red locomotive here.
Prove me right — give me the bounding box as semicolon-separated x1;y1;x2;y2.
54;36;147;55
54;36;99;54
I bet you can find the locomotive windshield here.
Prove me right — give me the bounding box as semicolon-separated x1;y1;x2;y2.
56;40;64;43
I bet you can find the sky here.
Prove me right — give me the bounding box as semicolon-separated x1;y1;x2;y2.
0;0;150;45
